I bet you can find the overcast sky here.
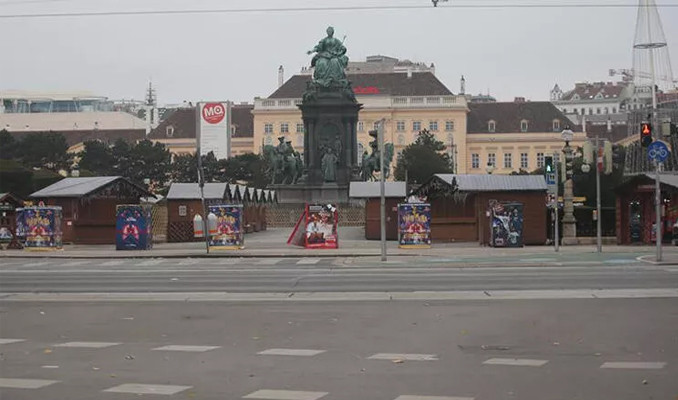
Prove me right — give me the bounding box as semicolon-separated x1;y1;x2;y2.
1;0;677;104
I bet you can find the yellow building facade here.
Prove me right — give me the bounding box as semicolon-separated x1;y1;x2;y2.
464;102;586;174
252;72;469;174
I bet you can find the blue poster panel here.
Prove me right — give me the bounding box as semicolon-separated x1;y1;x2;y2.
398;203;432;248
23;206;62;250
489;201;524;248
116;205;153;250
208;205;244;250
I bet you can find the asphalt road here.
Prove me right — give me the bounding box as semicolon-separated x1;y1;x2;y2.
1;299;677;400
1;257;678;293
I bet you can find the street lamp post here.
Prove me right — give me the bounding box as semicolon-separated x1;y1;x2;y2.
561;128;578;245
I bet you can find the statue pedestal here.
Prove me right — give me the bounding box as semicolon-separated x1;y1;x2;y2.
271;183;350;204
299;88;362;187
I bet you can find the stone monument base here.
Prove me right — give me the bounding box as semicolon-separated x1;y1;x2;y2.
270;183;350;204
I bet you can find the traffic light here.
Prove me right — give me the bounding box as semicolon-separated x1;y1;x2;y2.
640;122;653;147
544;156;554;173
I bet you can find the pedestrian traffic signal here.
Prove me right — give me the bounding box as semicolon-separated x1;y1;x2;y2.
640;122;653;147
544;156;554;173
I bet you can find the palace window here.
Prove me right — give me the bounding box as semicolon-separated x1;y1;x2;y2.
413;121;422;132
537;152;545;168
520;120;529;132
429;121;438;131
166;125;174;137
488;120;496;133
445;120;455;131
296;123;304;133
396;121;405;132
520;153;528;169
264;123;273;134
471;153;480;169
504;153;512;169
488;153;496;167
552;119;560;132
280;123;289;133
357;121;364;132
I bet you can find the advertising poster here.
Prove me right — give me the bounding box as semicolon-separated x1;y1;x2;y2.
116;205;153;250
489;201;524;248
398;203;432;248
305;204;338;249
198;102;231;160
208;205;244;250
23;206;62;250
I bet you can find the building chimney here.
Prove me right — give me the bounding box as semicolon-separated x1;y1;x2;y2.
278;65;284;88
514;97;525;103
460;75;466;95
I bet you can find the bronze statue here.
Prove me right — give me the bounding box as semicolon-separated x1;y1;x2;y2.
307;26;349;88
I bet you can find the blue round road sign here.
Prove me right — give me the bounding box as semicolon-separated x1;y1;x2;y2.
647;141;669;163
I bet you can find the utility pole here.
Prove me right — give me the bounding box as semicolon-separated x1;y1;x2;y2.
554;152;559;253
379;118;387;262
595;135;602;253
655;160;662;261
195;104;210;254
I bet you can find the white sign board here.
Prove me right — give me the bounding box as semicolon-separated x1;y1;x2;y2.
197;102;230;159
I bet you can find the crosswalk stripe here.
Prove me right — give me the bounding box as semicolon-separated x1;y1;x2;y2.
54;341;120;348
103;383;192;395
394;396;474;400
296;258;321;265
0;338;25;345
483;358;548;367
368;353;438;361
600;361;666;369
243;389;328;400
0;378;60;389
258;348;326;356
152;345;220;352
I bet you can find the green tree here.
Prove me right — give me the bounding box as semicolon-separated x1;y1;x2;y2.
0;159;34;196
0;129;17;160
170;153;198;182
394;129;453;184
123;140;171;188
221;153;270;187
78;140;115;175
15;132;71;170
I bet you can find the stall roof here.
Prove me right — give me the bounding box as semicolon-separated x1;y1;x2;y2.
615;173;678;192
30;176;151;198
166;183;229;200
434;174;547;192
349;181;407;198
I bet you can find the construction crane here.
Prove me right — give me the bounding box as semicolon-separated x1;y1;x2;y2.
609;68;678;86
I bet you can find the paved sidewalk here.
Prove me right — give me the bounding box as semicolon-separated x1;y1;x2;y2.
1;227;677;265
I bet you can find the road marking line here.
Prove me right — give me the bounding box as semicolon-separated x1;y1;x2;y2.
600;361;666;369
103;383;192;395
179;259;200;266
394;396;474;400
102;260;125;266
243;389;328;400
0;378;60;389
258;258;284;265
4;288;678;302
0;338;25;345
483;358;548;367
152;345;220;352
368;353;438;361
258;348;326;356
41;365;59;369
138;259;164;266
54;341;120;348
296;258;320;265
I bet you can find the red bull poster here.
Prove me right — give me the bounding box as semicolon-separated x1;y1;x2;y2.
208;205;244;250
305;203;338;249
23;206;62;250
116;205;153;250
398;203;432;248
